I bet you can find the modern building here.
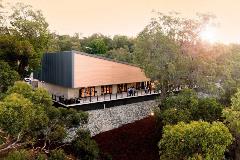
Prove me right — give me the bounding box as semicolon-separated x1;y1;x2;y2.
33;51;151;102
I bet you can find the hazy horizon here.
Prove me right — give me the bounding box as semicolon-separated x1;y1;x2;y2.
3;0;240;44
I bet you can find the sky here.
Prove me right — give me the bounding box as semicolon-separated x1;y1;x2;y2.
3;0;240;44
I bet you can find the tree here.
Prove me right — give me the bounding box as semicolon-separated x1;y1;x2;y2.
49;149;67;160
71;129;99;160
159;121;233;160
216;44;240;105
0;35;36;77
159;89;223;125
105;48;133;63
5;150;32;160
0;93;46;153
0;3;50;77
159;89;198;125
85;38;107;54
0;82;89;155
134;12;218;100
81;33;113;52
148;12;216;49
112;35;134;52
9;3;50;54
0;61;19;93
47;33;82;52
223;88;240;158
194;98;223;122
134;31;189;99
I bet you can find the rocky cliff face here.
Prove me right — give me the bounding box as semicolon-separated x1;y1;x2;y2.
66;100;157;140
86;100;157;136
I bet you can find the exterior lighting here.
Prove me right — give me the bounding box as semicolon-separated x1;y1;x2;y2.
150;112;154;116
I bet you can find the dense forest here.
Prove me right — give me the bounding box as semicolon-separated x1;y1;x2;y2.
1;1;240;160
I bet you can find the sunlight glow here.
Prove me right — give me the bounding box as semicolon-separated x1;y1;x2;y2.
200;26;218;43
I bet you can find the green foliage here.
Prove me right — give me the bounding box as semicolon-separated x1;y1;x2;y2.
5;150;31;160
10;3;49;53
161;108;192;125
134;12;219;99
112;35;134;52
0;93;40;137
134;29;189;99
0;82;89;156
35;153;47;160
49;149;67;160
7;81;34;99
5;150;48;160
0;35;36;77
159;89;223;125
0;3;50;77
194;98;223;122
0;61;20;92
223;88;240;158
159;121;233;160
162;89;198;111
86;38;107;54
81;33;113;51
71;129;99;160
58;107;89;127
47;33;81;52
216;44;240;105
105;48;133;63
223;88;240;134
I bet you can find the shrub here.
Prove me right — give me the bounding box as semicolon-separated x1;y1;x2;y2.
71;129;99;160
49;149;66;160
5;150;31;160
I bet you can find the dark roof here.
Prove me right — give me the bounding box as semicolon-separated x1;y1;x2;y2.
47;50;138;68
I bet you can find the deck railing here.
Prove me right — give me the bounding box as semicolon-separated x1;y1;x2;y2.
52;89;159;106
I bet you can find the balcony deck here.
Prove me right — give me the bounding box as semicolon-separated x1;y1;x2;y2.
53;90;160;110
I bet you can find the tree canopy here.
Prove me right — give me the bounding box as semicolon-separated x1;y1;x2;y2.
0;82;89;156
0;61;19;93
159;121;233;160
158;89;223;125
0;3;50;77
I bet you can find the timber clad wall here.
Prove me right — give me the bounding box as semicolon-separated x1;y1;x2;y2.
73;52;149;88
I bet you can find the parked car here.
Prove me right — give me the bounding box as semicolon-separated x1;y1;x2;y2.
24;77;31;82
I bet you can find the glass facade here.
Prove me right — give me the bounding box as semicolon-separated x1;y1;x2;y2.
117;84;127;93
101;85;112;94
79;87;95;97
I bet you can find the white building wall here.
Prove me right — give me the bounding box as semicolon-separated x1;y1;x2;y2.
38;81;77;99
95;86;101;96
112;84;117;94
38;81;67;97
68;88;79;99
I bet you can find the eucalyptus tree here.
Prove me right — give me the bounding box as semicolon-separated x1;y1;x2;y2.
134;29;189;99
134;12;218;99
0;82;88;155
0;3;50;77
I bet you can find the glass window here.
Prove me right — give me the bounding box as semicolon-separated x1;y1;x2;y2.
101;85;112;94
79;87;95;97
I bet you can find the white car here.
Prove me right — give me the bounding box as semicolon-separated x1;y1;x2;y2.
24;77;31;82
